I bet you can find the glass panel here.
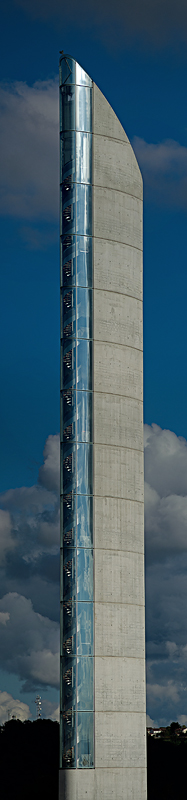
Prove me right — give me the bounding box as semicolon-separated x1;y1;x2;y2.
62;339;76;389
61;186;76;236
63;493;76;544
76;184;92;236
61;656;76;711
60;56;76;86
62;443;76;493
77;391;92;443
77;549;93;601
60;85;75;132
77;443;93;495
76;86;92;132
61;234;76;287
77;712;94;768
76;63;92;87
77;288;92;339
77;495;93;548
62;709;76;769
77;602;93;656
77;340;92;390
63;548;76;601
60;132;75;183
77;236;92;287
77;658;94;711
62;288;76;339
76;132;92;185
63;599;76;639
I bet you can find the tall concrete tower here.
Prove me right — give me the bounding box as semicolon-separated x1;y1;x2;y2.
59;54;146;800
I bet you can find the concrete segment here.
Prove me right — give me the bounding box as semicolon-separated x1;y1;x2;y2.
93;82;129;143
94;444;144;501
94;496;144;553
95;711;146;768
93;134;142;199
94;549;145;605
95;656;146;712
94;392;143;450
93;237;143;300
94;602;145;658
93;186;142;249
59;767;147;800
93;288;143;349
93;341;143;400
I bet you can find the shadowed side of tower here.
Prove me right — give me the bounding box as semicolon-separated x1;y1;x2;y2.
59;56;147;800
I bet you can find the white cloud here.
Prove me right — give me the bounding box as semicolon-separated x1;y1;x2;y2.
0;690;30;724
133;138;187;209
0;510;17;562
0;593;59;689
147;680;180;705
38;434;60;492
42;699;60;721
0;79;58;221
146;714;155;727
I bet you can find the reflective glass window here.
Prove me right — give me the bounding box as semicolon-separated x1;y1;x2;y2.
77;391;92;443
77;712;94;768
77;495;93;548
76;443;93;496
77;340;92;391
76;63;92;87
61;656;77;711
60;56;75;86
61;235;76;287
63;548;76;601
76;86;92;132
62;288;76;339
77;602;93;656
62;709;76;769
63;493;75;540
60;85;75;131
60;132;75;183
63;599;76;640
77;549;93;601
77;288;92;339
76;184;92;236
62;443;76;493
76;132;92;185
61;186;76;236
62;340;76;390
77;236;92;287
77;658;94;710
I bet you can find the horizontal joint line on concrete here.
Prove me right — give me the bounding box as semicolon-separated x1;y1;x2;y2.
93;390;143;403
93;339;143;353
92;235;143;252
94;443;144;452
92;132;131;146
93;495;144;504
94;288;143;302
92;235;143;255
94;601;145;607
93;183;142;202
94;549;144;556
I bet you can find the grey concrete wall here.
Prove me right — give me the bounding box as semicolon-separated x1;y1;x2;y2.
60;80;146;800
92;82;146;800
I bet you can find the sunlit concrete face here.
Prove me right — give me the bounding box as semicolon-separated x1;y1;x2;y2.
59;56;146;800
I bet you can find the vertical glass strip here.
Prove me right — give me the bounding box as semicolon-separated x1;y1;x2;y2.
59;55;94;770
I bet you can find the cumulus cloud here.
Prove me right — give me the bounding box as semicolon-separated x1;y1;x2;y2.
133;138;187;210
0;690;30;724
145;424;187;723
0;79;58;221
38;434;60;492
0;510;17;562
13;0;187;47
0;593;59;690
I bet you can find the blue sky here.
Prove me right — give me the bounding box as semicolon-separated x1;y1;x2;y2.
1;0;187;726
